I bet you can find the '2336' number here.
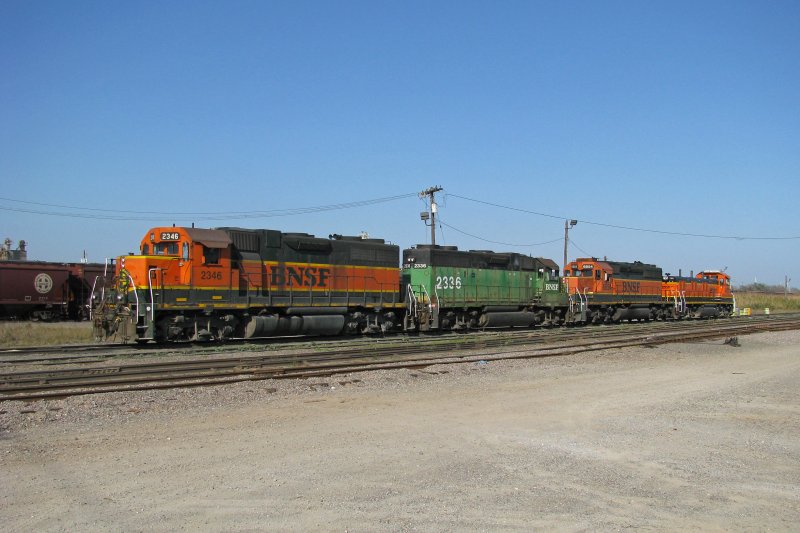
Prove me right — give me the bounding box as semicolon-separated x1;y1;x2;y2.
435;275;462;290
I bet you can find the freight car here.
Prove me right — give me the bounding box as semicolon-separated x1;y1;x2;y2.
0;260;110;320
93;226;403;342
402;245;565;331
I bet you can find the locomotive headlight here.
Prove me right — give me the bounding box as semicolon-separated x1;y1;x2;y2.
117;295;123;301
146;306;151;312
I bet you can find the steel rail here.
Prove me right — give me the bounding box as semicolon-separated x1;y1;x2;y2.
1;313;792;366
2;316;799;402
0;314;784;368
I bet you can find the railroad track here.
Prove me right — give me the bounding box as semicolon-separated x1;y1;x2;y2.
1;313;787;364
2;315;799;402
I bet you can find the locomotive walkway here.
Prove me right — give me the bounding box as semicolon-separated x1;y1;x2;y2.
2;314;800;402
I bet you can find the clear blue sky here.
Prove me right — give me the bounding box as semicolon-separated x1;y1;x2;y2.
2;1;798;286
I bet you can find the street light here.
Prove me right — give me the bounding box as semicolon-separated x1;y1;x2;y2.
563;219;578;273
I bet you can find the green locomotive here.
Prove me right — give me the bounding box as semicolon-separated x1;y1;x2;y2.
402;245;568;331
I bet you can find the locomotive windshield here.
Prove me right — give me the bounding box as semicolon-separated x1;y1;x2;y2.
154;242;180;256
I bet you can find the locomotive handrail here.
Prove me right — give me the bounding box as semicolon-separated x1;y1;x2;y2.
89;258;115;321
147;267;158;326
570;287;587;318
406;284;417;317
123;269;140;321
88;275;101;321
420;283;431;305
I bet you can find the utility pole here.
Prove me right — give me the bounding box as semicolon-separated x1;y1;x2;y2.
786;275;792;299
563;219;577;273
419;186;443;246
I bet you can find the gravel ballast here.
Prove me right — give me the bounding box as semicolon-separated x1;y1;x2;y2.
1;330;799;530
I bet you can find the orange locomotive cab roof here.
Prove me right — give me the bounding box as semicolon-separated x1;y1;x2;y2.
142;227;233;249
696;270;731;284
697;270;729;278
566;257;613;273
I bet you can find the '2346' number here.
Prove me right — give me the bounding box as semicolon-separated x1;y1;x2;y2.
436;275;462;290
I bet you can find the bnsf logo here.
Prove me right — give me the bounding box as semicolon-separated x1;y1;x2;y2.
270;266;331;288
622;281;641;292
545;283;560;291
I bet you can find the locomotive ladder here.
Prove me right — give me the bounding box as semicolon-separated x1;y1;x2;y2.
406;284;418;319
671;290;687;315
569;288;588;322
406;283;438;330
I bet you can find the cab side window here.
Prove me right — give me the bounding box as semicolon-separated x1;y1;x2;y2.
203;246;220;265
141;244;149;255
182;242;189;260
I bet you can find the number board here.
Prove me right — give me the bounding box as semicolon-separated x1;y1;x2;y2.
160;232;180;241
435;275;462;290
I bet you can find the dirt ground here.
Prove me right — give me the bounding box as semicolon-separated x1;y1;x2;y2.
2;330;799;531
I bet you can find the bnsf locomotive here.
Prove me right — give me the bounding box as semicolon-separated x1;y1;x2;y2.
93;226;401;342
564;258;734;324
92;225;734;343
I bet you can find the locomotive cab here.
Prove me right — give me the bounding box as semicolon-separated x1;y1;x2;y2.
98;227;234;342
697;270;732;298
563;258;614;296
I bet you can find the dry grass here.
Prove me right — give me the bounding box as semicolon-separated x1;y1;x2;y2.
734;292;800;313
0;322;95;348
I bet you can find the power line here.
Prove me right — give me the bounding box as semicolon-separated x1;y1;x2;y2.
438;219;562;247
568;238;593;258
0;193;418;221
447;193;800;241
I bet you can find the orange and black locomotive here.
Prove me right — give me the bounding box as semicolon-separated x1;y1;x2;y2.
564;257;734;324
94;226;402;342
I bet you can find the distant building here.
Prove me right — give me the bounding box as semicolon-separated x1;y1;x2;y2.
0;238;28;261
